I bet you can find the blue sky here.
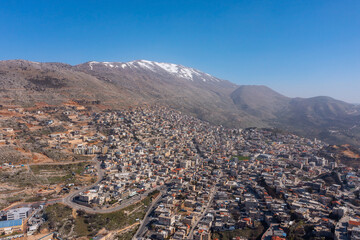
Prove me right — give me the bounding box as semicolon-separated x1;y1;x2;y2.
1;0;360;102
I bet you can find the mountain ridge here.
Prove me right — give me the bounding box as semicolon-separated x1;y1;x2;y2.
1;59;360;147
80;60;224;83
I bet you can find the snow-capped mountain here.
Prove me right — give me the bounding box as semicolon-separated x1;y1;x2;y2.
2;59;360;148
85;60;222;83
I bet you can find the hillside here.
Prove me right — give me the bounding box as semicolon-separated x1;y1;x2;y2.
1;59;360;147
74;60;244;126
0;60;135;107
230;85;290;119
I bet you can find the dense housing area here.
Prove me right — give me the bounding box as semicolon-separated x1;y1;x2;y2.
0;104;359;239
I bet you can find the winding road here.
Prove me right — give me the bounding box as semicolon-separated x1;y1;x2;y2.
6;156;160;214
133;191;164;239
62;156;162;214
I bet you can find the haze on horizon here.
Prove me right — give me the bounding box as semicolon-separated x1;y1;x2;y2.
1;0;360;103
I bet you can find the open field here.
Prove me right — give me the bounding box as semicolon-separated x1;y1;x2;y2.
212;222;265;240
40;193;154;238
0;162;93;209
30;162;91;185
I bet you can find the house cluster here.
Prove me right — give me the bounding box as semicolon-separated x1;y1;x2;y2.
83;107;357;240
0;206;44;237
1;104;360;239
53;106;359;240
0;104;104;161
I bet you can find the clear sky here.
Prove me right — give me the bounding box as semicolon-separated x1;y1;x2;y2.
1;0;360;103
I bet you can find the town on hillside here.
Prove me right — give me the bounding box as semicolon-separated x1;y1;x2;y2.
0;104;359;240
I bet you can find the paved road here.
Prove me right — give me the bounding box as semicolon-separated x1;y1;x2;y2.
343;200;360;211
4;156;162;214
261;224;280;240
2;198;63;211
133;191;164;239
335;215;349;240
61;156;162;214
187;186;216;239
65;186;161;214
4;157;101;211
62;156;103;209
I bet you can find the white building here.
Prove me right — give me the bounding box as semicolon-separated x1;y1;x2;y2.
7;207;32;220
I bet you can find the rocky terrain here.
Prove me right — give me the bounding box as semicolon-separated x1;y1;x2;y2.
1;59;360;146
320;144;360;168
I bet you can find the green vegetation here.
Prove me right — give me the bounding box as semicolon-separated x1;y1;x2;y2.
258;178;283;199
42;192;154;238
299;176;312;181
0;145;28;164
117;227;139;240
212;222;265;240
23;125;64;139
143;190;160;205
42;149;71;161
108;199;118;205
318;172;342;186
73;155;93;161
43;204;73;229
31;162;87;174
90;177;97;183
0;162;90;202
30;162;89;184
74;217;89;237
287;220;314;240
25;193;57;203
1;191;56;207
0;169;37;187
47;175;73;184
6;195;26;204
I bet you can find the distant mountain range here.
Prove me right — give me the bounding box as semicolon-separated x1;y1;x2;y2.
1;59;360;146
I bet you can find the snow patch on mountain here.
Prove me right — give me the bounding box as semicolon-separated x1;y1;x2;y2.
88;61;99;70
133;60;221;82
103;62;117;68
86;60;221;82
137;60;156;71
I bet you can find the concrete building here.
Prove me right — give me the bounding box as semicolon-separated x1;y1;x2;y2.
7;207;32;220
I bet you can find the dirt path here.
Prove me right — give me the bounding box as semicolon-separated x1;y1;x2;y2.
125;204;143;216
104;222;140;239
72;208;77;219
28;159;93;166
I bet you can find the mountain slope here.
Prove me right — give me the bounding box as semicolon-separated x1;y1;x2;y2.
1;59;360;146
275;96;360;146
229;85;360;145
75;60;246;126
82;60;223;83
0;60;136;107
231;85;290;119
